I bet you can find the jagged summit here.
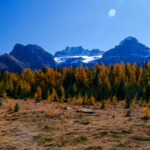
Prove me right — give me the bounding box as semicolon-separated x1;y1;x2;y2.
54;46;103;57
10;43;56;70
10;44;46;56
65;46;83;50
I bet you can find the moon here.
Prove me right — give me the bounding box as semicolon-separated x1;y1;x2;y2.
108;9;117;17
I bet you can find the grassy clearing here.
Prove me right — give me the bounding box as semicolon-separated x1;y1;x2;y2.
85;147;103;150
0;99;150;149
33;135;53;145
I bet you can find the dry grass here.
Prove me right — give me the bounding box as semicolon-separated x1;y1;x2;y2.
0;98;150;150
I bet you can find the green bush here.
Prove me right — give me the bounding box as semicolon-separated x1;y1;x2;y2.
14;103;19;112
36;97;41;103
112;115;115;118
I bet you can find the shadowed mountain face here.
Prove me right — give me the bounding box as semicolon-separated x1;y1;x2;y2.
10;44;56;70
93;37;150;65
0;54;25;73
0;44;56;73
103;37;150;58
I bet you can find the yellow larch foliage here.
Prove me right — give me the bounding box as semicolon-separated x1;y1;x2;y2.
2;91;7;99
90;96;95;106
112;95;117;105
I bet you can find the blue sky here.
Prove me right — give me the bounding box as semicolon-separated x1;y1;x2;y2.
0;0;150;54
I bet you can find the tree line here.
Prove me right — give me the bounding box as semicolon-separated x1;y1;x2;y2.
0;62;150;106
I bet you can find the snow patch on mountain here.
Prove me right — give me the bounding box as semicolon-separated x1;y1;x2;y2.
54;55;102;64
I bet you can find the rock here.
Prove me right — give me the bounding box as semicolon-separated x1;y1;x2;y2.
77;108;94;114
64;107;73;110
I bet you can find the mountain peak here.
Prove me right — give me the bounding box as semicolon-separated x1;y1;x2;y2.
65;46;84;52
11;44;46;54
120;36;138;45
124;36;138;41
13;43;24;50
102;36;150;65
54;46;103;57
10;43;56;70
66;46;83;49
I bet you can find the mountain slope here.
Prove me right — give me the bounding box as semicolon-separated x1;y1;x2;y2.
92;37;150;65
54;46;104;66
10;44;56;70
0;54;25;73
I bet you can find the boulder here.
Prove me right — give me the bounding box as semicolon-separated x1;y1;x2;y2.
77;108;94;114
64;107;73;110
